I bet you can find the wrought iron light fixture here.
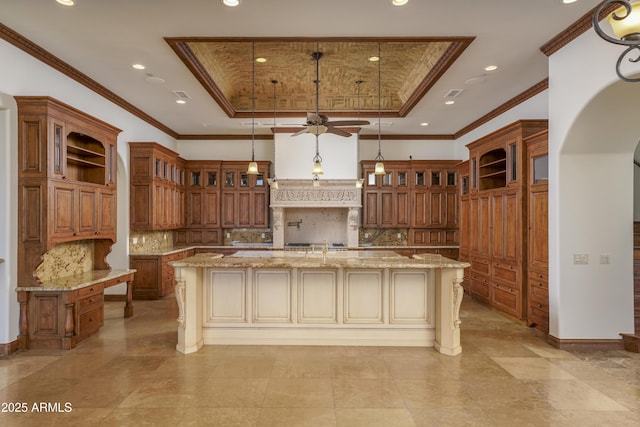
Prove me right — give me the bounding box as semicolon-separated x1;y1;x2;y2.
247;42;259;174
594;1;640;82
374;43;386;175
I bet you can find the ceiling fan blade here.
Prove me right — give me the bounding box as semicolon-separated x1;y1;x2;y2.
291;127;309;137
326;120;371;126
326;126;352;137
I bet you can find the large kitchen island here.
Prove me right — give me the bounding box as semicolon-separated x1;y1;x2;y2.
170;250;469;356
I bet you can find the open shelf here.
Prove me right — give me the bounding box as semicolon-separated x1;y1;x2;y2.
479;148;506;190
66;132;106;185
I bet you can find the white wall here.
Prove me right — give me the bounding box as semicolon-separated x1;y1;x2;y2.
0;39;178;343
548;27;640;339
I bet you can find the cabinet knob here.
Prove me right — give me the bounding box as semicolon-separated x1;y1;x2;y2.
537;304;542;308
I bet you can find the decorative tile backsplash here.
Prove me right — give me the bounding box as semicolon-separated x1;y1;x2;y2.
129;230;173;254
36;241;94;281
224;229;272;245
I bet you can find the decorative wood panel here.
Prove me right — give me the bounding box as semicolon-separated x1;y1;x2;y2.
343;270;384;324
206;270;246;323
298;270;337;324
253;270;291;323
389;270;433;325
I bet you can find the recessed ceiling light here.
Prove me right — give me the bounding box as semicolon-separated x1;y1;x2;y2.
56;0;75;6
484;65;498;71
132;64;145;70
202;123;210;127
368;56;380;62
392;0;409;6
445;100;455;105
176;99;187;104
563;0;578;4
255;57;267;63
420;122;429;126
223;0;239;6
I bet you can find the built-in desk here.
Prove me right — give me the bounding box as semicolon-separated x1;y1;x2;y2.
16;269;135;350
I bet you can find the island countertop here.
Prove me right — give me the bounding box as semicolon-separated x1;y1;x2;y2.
168;250;469;270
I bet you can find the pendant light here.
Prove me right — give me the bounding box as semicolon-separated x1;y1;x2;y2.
374;43;386;175
355;80;365;188
247;41;259;174
269;79;279;189
311;42;324;180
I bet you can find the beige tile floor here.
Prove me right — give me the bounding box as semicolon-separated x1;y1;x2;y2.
1;295;639;426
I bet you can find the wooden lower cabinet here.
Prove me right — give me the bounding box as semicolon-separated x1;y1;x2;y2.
527;271;549;332
130;250;194;299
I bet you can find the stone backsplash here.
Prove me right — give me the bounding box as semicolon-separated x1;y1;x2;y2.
359;228;408;246
224;229;272;245
129;230;174;254
36;241;94;281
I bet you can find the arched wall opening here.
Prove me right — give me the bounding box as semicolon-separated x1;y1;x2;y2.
552;80;640;339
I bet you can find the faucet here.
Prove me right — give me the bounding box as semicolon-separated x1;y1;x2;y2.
322;240;328;263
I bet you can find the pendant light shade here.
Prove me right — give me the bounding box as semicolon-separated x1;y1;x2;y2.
247;41;258;174
373;43;386;175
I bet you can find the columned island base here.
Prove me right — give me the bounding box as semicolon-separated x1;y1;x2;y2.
170;251;468;356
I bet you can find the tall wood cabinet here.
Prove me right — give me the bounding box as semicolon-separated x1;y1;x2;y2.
129;142;186;230
221;161;270;228
361;160;459;249
17;96;121;288
463;120;548;321
525;130;549;333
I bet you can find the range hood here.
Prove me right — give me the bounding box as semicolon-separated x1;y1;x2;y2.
270;180;361;249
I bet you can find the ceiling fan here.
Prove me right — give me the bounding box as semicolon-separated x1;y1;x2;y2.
292;51;370;138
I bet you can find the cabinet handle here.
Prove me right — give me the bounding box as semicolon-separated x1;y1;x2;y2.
89;298;94;303
537;304;542;308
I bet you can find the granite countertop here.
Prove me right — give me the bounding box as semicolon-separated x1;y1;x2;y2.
130;245;460;257
169;250;469;270
16;269;137;292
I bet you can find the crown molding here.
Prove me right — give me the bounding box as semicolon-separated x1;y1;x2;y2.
540;3;619;57
0;23;178;139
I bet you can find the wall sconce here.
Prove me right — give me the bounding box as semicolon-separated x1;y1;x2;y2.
594;1;640;82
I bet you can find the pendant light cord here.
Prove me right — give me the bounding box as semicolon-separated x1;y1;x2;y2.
251;41;256;162
376;42;383;162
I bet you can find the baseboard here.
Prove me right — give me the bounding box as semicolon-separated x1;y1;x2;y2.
104;294;126;302
620;333;640;353
0;339;19;356
547;335;624;351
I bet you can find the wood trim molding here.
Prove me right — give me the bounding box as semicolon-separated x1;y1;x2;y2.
0;339;20;356
104;294;127;302
0;23;546;143
547;334;624;351
454;79;549;140
540;3;619;57
0;23;178;139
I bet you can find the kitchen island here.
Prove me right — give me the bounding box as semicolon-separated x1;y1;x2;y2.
170;250;469;356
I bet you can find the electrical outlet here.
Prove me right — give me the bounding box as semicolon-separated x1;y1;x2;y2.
397;233;402;239
226;232;231;239
599;254;610;264
142;236;146;243
573;253;588;265
261;233;265;238
163;232;167;240
364;232;369;238
132;237;138;244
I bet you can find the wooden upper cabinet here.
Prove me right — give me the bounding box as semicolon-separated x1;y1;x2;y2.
129;142;186;231
16;96;121;288
220;161;270;228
